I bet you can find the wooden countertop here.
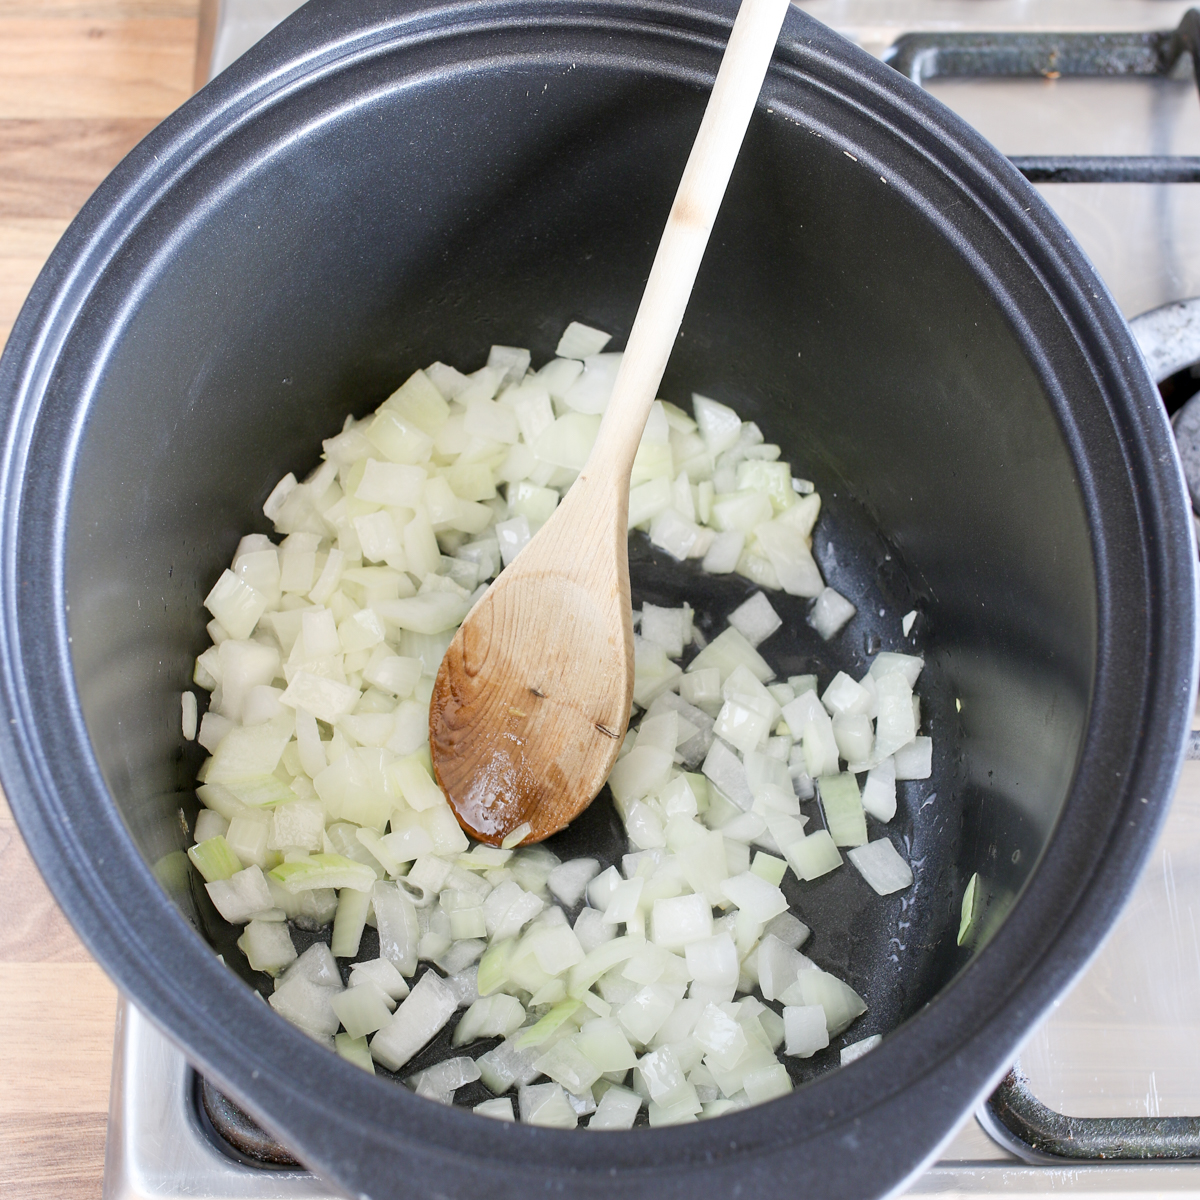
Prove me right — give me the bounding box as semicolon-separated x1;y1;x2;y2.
0;5;198;1196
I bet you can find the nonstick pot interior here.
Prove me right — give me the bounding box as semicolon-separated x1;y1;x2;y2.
0;2;1194;1198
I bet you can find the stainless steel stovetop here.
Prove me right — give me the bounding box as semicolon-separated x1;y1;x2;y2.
107;2;1200;1196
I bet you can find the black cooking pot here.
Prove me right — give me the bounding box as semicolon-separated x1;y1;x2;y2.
1;1;1195;1196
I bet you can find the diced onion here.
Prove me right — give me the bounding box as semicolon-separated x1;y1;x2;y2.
186;324;938;1130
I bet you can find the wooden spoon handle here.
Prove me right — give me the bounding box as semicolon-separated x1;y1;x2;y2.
586;0;792;483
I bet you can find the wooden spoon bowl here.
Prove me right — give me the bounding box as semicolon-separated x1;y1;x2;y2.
429;471;633;842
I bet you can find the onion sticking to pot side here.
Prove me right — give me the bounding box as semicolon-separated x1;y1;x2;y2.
183;322;933;1127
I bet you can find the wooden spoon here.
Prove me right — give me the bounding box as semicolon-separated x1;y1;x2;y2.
430;0;792;845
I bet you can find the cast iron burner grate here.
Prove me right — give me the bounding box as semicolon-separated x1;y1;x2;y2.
885;8;1200;183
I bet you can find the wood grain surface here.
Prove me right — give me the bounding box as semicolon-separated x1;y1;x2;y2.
0;3;198;1195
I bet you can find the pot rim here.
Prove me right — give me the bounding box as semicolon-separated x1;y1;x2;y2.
0;2;1194;1197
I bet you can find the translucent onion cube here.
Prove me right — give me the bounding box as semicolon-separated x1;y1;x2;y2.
651;894;713;950
608;744;673;805
754;520;824;597
727;592;782;648
373;881;419;977
587;1084;642;1130
779;969;867;1037
534;1038;603;1095
268;800;324;853
869;651;925;687
847;838;914;895
692;1003;749;1069
636;1044;687;1102
687;627;774;685
332;981;394;1039
832;713;874;765
575;1018;638;1072
817;773;868;848
526;922;586;974
556;322;612;360
894;736;933;780
192;809;229;846
861;757;898;822
751;852;787;886
713;699;771;756
370;970;457;1071
744;751;796;811
356;459;426;508
762;911;811;951
586;865;622;911
783;1004;829;1058
742;1062;793;1104
640;603;689;659
349;957;409;1002
331;885;371;959
617;984;679;1046
448;907;487;940
188;834;240;884
628;477;673;529
602;877;644;926
841;1034;882;1065
807;587;856;641
693;394;743;456
203;569;268;640
684;933;739;989
547;858;601;908
821;671;872;717
494;515;531;567
205;715;293;783
269;971;343;1040
701;738;754;811
874;672;918;759
649;508;705;561
474;1097;515;1121
782;831;843;882
478;1035;543;1094
678;670;720;720
519;1082;579;1128
484;880;545;941
206;864;274;924
334;1032;375;1074
719;872;787;923
236;919;296;975
282;942;342;988
698;529;743;575
647;1086;702;1126
756;934;813;1002
279;670;360;726
567;911;613;961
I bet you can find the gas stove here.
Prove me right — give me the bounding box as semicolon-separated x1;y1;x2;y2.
105;2;1200;1195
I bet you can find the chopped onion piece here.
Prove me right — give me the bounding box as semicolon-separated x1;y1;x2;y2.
474;1097;515;1121
783;1005;829;1058
519;1082;578;1128
501;822;532;850
807;586;856;640
894;736;933;780
841;1034;882;1064
847;839;914;895
370;970;457;1071
861;757;898;823
727;592;782;648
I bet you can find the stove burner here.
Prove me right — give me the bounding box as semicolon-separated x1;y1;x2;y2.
886;10;1200;182
982;1071;1200;1163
